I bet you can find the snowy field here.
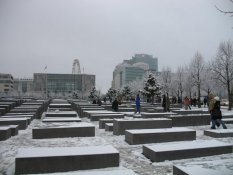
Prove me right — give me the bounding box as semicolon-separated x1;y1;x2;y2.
0;107;233;175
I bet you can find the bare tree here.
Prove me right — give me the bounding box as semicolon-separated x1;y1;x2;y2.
215;0;233;17
210;40;233;110
160;67;172;95
189;52;206;108
175;65;186;102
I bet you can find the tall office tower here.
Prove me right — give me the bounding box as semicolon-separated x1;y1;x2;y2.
112;54;158;89
72;59;81;74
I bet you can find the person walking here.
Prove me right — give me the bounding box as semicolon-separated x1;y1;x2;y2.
183;96;191;110
208;94;227;129
112;98;119;112
162;94;167;112
135;94;141;114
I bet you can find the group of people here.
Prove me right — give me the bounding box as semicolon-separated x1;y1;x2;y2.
111;92;227;130
111;94;141;114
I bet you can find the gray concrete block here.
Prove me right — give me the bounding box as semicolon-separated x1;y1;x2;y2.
141;112;177;118
99;119;114;129
0;118;28;130
168;114;210;127
33;123;95;139
43;169;137;175
204;129;233;138
113;118;172;135
172;109;209;115
105;123;113;131
42;117;81;122
173;164;233;175
15;146;119;174
0;126;11;141
143;140;233;162
125;127;196;145
222;118;233;124
49;103;72;108
90;113;124;121
45;111;77;117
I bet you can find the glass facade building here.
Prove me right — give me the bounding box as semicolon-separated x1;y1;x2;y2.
112;54;158;89
33;73;95;96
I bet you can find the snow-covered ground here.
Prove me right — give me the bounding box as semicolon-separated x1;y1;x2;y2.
0;107;233;175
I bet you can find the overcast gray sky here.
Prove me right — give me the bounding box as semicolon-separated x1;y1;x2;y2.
0;0;232;93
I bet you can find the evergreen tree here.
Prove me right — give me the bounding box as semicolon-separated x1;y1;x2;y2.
144;73;161;104
88;87;97;101
121;86;132;101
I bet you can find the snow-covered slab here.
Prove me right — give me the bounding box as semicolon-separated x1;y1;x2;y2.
42;117;81;122
173;164;233;175
105;123;113;131
125;127;196;145
222;118;233;124
82;110;115;118
0;118;28;130
172;109;209;115
33;169;137;175
45;111;77;117
143;140;233;162
33;123;95;139
113;118;172;135
0;115;32;124
49;103;72;108
141;112;177;118
10;108;38;112
99;119;114;129
117;107;135;112
15;146;119;174
90;113;124;121
167;114;210;127
0;126;11;141
1;114;34;119
204;129;233;138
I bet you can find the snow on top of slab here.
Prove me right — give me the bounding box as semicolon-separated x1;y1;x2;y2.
42;117;81;122
175;164;233;175
205;129;233;133
49;103;71;105
46;111;77;114
38;169;137;175
0;126;11;130
142;112;177;115
83;110;110;113
126;127;195;134
145;140;232;152
36;122;94;128
16;145;119;158
91;113;124;116
0;118;27;121
114;118;170;121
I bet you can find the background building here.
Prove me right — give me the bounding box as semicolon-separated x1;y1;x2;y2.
124;54;158;72
13;78;33;96
112;54;158;89
33;73;95;98
0;73;13;93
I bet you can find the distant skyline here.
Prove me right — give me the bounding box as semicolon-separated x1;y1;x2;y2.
0;0;232;93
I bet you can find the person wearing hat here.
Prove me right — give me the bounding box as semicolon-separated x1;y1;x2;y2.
208;94;227;129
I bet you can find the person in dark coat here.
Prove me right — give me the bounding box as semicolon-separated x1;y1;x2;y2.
112;98;119;112
162;94;167;112
208;95;227;129
135;94;141;114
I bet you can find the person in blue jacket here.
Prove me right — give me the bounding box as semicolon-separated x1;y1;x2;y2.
135;94;141;114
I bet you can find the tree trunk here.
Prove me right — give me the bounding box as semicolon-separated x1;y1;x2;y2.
198;84;201;108
227;80;232;110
